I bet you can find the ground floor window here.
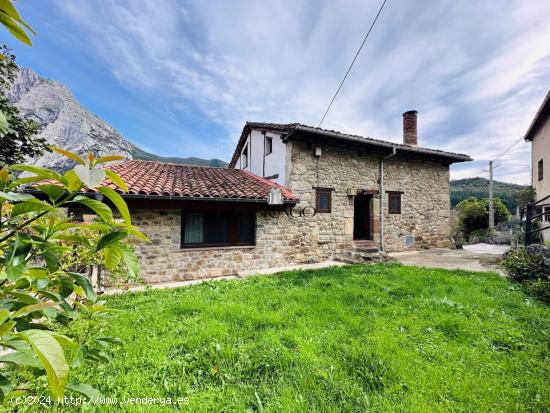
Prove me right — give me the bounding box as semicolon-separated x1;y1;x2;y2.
181;210;256;248
536;207;543;223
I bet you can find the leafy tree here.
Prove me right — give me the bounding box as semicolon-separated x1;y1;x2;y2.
0;2;47;165
514;187;536;212
0;148;146;404
0;44;48;166
450;177;530;213
0;0;35;46
455;197;511;237
0;44;17;89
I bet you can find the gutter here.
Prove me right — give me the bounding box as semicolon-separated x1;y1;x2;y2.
25;189;298;205
379;147;397;253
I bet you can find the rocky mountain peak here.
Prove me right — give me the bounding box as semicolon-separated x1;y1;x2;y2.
7;67;226;170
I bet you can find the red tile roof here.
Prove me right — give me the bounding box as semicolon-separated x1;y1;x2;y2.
91;160;298;203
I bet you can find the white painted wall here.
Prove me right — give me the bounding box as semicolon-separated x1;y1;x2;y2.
532;116;550;241
235;132;251;171
234;129;287;186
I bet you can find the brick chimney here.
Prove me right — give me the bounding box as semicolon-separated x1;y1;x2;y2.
403;110;418;145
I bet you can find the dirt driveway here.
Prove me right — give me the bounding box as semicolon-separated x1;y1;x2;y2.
389;245;507;275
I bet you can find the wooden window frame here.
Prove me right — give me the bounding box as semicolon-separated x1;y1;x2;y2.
180;210;256;249
265;136;273;156
315;188;332;213
388;192;402;214
538;159;544;181
242;144;249;168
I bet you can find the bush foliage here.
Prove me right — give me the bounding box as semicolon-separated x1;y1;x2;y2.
0;148;146;404
527;278;550;304
501;247;550;304
455;197;511;238
501;248;545;282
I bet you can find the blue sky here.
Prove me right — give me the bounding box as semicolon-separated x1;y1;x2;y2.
5;0;550;184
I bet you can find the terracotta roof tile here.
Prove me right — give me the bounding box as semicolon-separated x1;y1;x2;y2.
87;160;297;203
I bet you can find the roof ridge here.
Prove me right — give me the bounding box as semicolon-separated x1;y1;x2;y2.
230;121;471;167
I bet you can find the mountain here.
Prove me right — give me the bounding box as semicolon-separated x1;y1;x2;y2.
7;68;227;170
450;177;529;212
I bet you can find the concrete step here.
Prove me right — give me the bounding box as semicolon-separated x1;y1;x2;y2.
333;256;359;264
333;250;387;265
353;246;380;253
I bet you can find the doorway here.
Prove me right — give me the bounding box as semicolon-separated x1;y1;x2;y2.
353;193;372;240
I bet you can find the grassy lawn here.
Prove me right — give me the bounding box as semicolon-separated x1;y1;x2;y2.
75;264;550;412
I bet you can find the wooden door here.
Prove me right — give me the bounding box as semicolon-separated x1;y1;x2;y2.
353;194;371;240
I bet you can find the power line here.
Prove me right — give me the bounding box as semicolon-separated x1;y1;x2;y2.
317;0;389;128
493;136;524;161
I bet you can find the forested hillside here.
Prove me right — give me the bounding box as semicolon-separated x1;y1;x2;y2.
450;177;528;212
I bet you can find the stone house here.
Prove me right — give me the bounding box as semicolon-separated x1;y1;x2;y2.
96;111;471;283
524;89;550;241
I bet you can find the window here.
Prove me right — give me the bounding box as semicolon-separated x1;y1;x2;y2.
315;188;332;213
536;207;543;223
242;144;248;168
388;192;401;214
181;210;256;248
545;206;550;222
538;159;544;181
265;136;273;155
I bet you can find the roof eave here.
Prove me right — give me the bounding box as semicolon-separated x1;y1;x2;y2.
285;128;472;164
523;89;550;142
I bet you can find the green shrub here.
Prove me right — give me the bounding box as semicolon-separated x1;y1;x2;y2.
501;248;544;282
0;148;147;402
456;197;511;238
527;278;550;304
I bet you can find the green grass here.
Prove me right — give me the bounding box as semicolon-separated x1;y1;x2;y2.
74;264;550;412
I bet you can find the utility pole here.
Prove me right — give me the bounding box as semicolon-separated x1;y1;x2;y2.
488;160;494;231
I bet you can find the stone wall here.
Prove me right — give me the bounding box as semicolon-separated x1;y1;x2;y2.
286;141;451;253
131;208;331;283
130;141;451;283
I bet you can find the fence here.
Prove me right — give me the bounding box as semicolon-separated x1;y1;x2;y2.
522;194;550;246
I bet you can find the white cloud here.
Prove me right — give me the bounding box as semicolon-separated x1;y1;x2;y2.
53;0;550;184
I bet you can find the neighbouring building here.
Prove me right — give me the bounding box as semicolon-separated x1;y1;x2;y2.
85;111;471;283
524;89;550;241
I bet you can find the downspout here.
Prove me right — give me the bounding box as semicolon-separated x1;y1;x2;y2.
379;146;396;252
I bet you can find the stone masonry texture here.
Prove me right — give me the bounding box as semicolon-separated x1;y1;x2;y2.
132;140;451;282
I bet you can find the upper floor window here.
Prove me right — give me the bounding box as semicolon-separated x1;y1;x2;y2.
315;188;332;213
538;159;544;181
388;192;402;214
242;144;248;168
265;136;273;155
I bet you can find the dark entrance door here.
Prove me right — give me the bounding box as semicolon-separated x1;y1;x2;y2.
353;194;372;240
